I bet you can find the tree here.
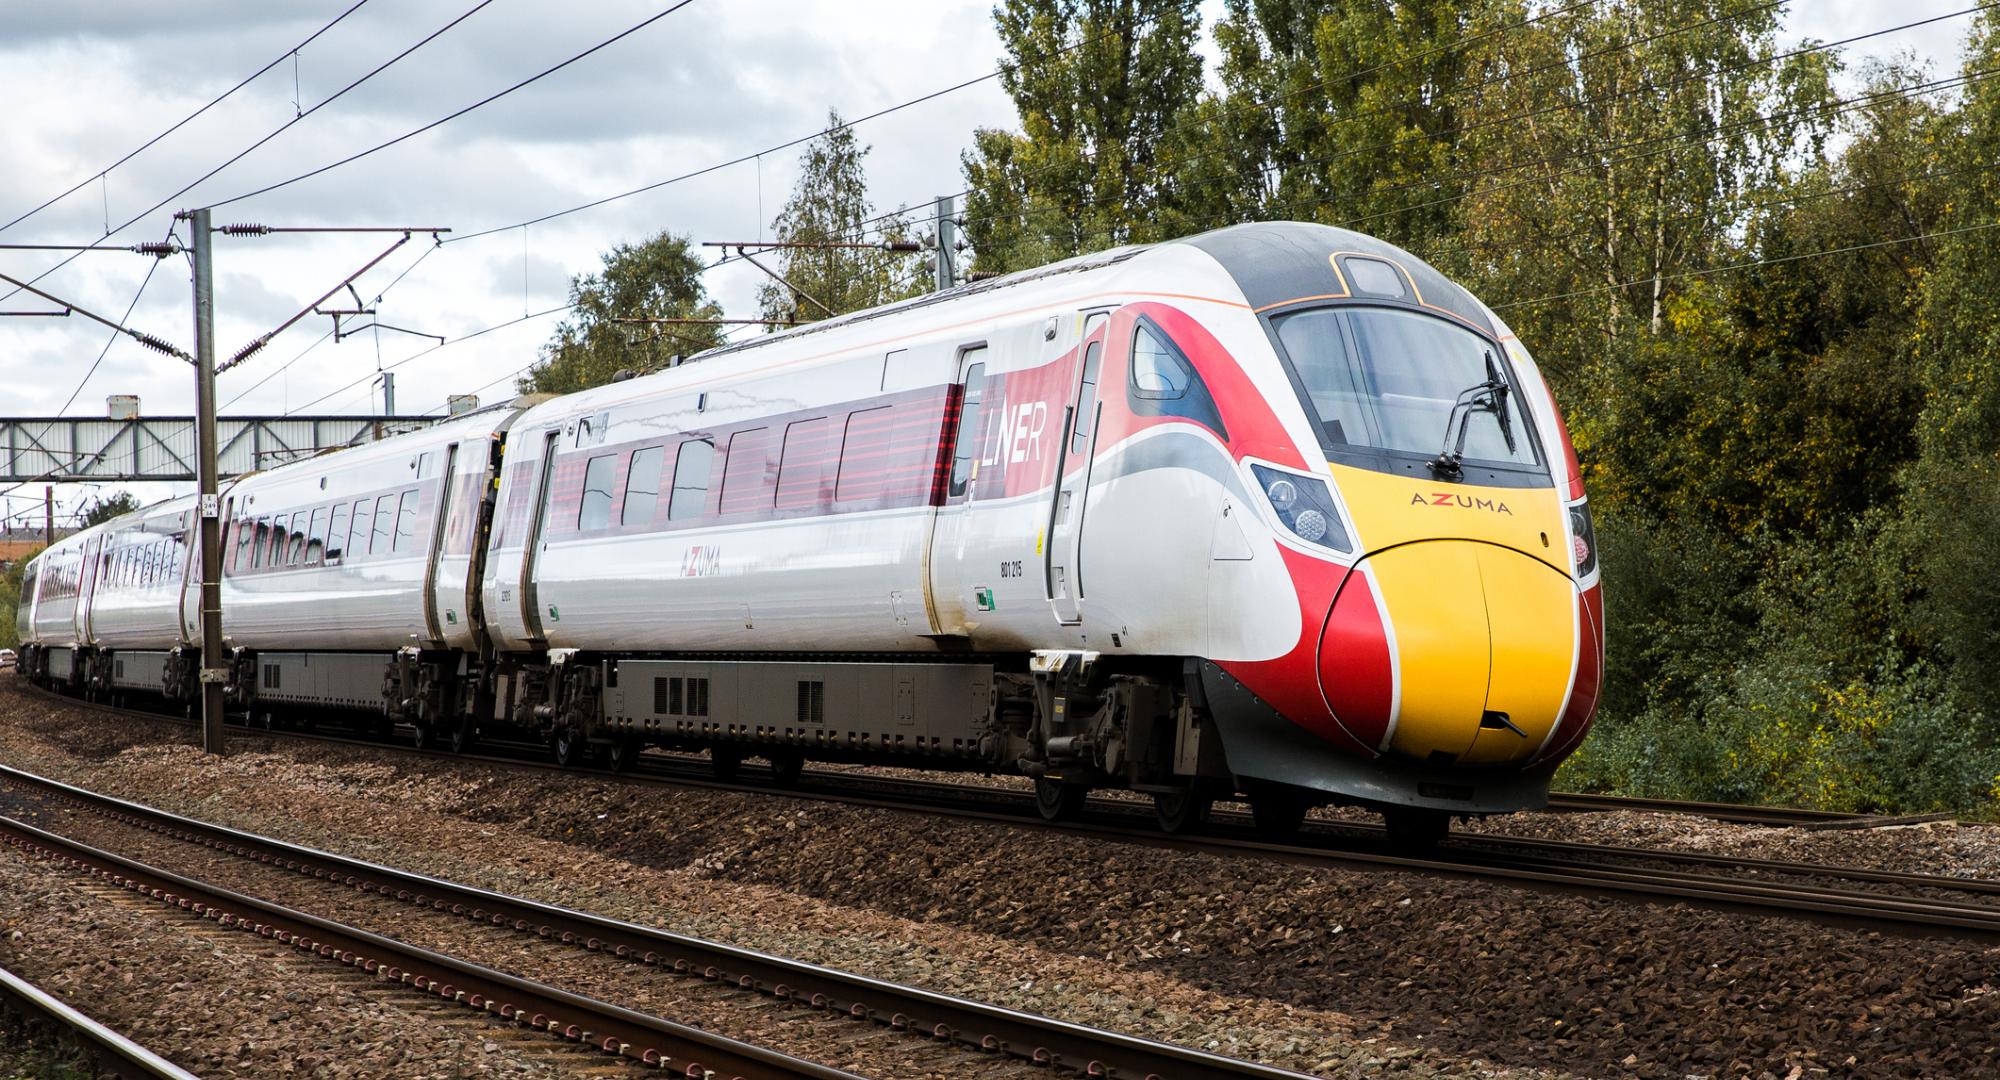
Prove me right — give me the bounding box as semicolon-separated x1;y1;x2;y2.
82;490;141;528
962;0;1207;272
0;552;27;651
757;113;922;325
521;231;725;395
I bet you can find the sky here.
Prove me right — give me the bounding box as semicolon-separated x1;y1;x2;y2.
0;0;1978;525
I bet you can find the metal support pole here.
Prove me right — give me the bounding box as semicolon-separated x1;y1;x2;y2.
42;486;52;547
378;371;395;416
934;195;957;292
189;208;227;756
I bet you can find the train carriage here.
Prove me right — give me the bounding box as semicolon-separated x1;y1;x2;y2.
17;221;1602;841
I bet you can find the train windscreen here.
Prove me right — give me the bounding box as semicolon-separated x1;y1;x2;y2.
1271;306;1548;482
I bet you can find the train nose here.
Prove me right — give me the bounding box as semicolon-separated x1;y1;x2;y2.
1319;540;1578;765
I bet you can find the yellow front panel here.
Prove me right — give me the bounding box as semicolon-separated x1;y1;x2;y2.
1327;464;1567;573
1365;543;1490;759
1459;544;1577;766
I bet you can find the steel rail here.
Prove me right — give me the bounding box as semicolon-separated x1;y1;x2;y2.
19;683;2000;943
0;963;200;1080
0;811;864;1080
0;762;1320;1080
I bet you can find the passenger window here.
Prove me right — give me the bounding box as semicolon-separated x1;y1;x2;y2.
252;519;269;569
947;356;987;499
371;494;395;554
306;508;329;565
267;514;290;567
327;503;349;564
669;439;715;520
392;489;419;552
775;418;831;511
836;406;896;503
719;428;772;514
623;446;665;526
287;519;306;565
349;499;372;559
579;454;617;530
1127;319;1228;439
1132;324;1190;398
1073;340;1103;454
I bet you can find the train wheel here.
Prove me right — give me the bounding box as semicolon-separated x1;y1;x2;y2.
767;751;804;786
1382;807;1450;848
447;718;477;754
1034;778;1087;822
1247;784;1314;839
605;737;638;774
552;728;584;769
1152;787;1211;835
413;721;439;751
711;746;743;781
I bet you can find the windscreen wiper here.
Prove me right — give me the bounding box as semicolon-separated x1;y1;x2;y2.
1428;351;1511;480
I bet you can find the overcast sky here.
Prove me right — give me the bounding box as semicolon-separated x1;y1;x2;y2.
0;0;1976;523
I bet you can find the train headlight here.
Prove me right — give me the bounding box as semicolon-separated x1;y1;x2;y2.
1568;499;1597;577
1251;464;1351;553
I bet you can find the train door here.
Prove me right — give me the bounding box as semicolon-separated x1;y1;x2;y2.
922;345;990;635
181;504;218;642
420;442;460;644
518;430;562;642
1044;311;1110;625
74;535;103;644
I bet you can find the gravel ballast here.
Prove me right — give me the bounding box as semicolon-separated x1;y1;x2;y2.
8;678;2000;1078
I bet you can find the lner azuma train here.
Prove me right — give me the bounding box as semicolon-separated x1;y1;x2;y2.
16;222;1602;843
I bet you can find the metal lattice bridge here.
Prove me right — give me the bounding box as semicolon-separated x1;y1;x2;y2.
0;415;440;482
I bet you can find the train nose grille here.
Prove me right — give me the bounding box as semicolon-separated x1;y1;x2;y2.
1320;540;1578;764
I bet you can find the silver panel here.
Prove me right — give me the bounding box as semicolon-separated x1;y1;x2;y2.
110;651;171;692
605;660;994;756
255;652;388;709
47;647;73;680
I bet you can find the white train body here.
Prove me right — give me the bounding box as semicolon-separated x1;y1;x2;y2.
18;223;1603;827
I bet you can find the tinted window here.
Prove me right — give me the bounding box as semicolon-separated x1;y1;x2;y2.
306;508;329;565
371;494;395;554
349;499;372;558
720;428;771;514
266;515;289;567
252;519;269;568
1126;320;1227;439
579;454;617;530
623;446;665;526
1272;306;1540;472
669;439;715;520
948;355;987;498
776;418;831;511
836;407;896;503
1073;340;1103;454
328;503;349;563
392;489;419;552
286;519;306;565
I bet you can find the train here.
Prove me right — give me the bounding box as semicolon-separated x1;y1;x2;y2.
13;221;1602;844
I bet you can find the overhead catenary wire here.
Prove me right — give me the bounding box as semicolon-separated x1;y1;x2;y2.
0;0;372;239
202;1;701;211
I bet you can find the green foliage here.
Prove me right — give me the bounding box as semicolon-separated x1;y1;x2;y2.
756;113;923;324
521;231;724;395
81;491;140;528
962;0;1207;271
0;552;28;651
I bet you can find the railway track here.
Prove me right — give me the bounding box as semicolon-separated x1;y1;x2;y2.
0;963;198;1080
20;682;2000;946
0;761;1321;1080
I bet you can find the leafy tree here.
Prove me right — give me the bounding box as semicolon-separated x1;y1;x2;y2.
962;0;1206;272
521;231;724;395
757;113;923;325
1904;11;2000;718
82;490;141;528
0;552;26;651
